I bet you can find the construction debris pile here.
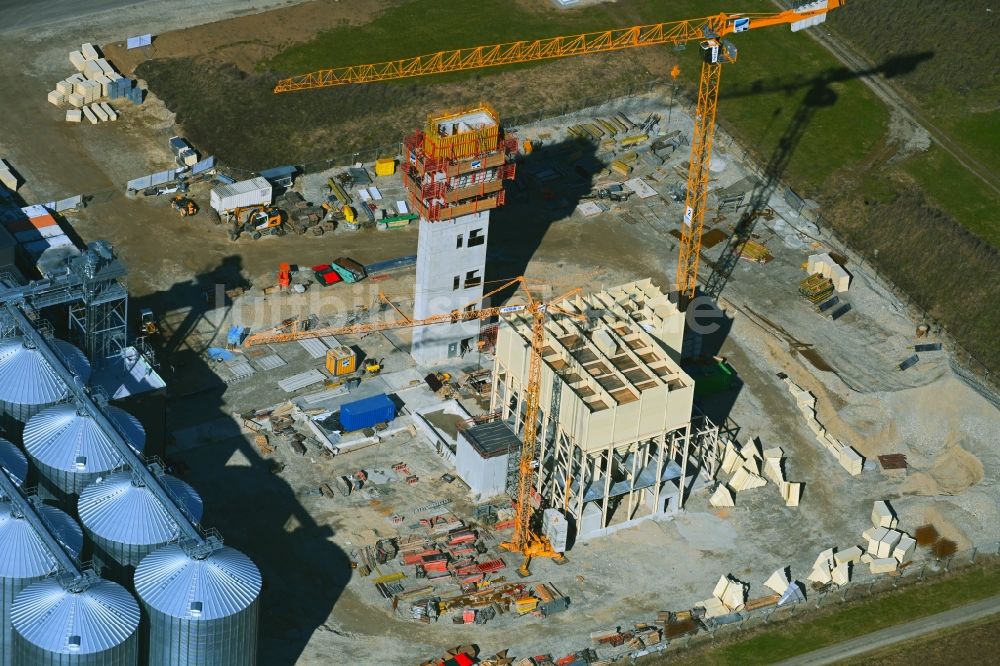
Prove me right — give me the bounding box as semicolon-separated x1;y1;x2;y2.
48;42;139;123
782;377;865;475
711;437;802;507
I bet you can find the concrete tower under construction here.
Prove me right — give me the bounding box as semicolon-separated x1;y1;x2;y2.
403;106;516;364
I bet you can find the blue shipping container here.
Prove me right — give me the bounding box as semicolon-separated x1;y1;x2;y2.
340;393;396;431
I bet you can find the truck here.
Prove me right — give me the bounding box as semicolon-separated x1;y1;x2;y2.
210;177;272;214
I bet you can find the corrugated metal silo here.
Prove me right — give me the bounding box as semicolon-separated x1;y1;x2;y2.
10;575;140;665
0;500;84;666
0;437;28;487
78;471;204;572
134;543;261;666
0;338;91;430
23;404;146;499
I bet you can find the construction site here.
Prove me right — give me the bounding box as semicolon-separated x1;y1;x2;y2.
0;1;997;665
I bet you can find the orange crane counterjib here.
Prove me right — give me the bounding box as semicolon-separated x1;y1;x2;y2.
272;2;844;93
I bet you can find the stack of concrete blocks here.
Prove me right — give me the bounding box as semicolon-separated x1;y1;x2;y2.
808;252;851;293
860;500;916;574
54;42;128;120
542;508;569;554
762;446;803;507
765;568;807;606
783;377;864;476
0;159;20;191
698;575;748;618
721;438;767;493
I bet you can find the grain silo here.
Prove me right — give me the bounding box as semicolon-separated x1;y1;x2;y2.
0;338;91;433
23;404;146;500
10;575;140;665
77;470;204;575
0;500;84;666
0;437;28;487
134;542;261;666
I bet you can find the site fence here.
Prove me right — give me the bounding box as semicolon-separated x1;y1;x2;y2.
626;540;1000;664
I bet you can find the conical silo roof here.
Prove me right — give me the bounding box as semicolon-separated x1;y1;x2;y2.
0;501;83;579
0;338;91;408
23;404;146;476
135;543;261;620
10;576;140;655
0;437;28;487
78;471;204;548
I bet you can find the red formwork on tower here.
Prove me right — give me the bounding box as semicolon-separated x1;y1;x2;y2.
402;104;518;222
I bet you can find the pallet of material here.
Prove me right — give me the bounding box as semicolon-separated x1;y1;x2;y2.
595;118;619;136
799;273;834;303
740;239;773;263
610;160;632;177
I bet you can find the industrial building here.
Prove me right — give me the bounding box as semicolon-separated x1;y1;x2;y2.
490;280;723;536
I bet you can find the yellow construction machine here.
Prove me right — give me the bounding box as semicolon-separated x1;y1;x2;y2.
170;195;198;217
227;206;287;241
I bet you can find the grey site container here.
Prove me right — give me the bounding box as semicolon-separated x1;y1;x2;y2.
78;471;204;571
11;576;140;665
0;437;28;487
209;177;272;214
0;500;84;666
0;337;91;431
134;543;262;666
24;404;146;498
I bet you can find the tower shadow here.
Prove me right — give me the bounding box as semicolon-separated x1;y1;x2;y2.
130;259;351;666
485;138;603;290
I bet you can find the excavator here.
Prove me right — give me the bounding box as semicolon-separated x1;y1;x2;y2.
227;206;287;241
170;195;198;217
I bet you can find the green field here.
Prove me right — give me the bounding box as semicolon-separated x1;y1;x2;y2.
264;0;888;194
904;146;1000;247
655;563;1000;665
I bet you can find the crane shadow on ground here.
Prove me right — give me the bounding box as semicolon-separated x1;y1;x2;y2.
701;50;935;302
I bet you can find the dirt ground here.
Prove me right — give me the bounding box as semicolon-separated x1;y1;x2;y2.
104;0;389;75
1;3;999;666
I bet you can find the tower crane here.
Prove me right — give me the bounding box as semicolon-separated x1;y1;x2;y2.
272;1;845;304
243;277;580;575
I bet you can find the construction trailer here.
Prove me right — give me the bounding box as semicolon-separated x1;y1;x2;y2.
403;105;517;364
491;280;724;538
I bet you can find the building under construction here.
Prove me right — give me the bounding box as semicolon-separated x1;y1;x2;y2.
490;280;723;538
404;105;517;364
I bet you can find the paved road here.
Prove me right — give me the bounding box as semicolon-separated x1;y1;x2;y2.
774;594;1000;665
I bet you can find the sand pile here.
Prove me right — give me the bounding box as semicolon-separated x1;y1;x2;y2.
901;440;984;497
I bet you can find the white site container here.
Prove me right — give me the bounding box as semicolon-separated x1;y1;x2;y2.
73;81;88;95
91;104;108;122
66;93;84;108
82;106;98;124
56;80;73;95
97;58;115;75
47;91;64;106
85;81;101;103
69;50;86;71
210;177;272;213
81;42;100;60
67;73;86;84
66;109;83;123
